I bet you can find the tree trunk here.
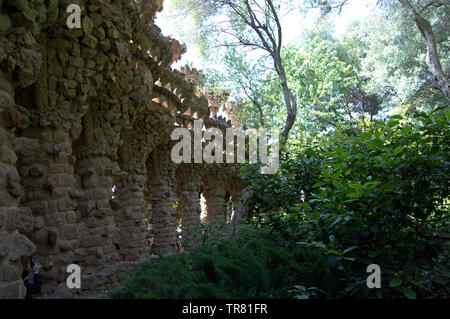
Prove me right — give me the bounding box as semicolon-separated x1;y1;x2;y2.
228;187;252;238
398;0;450;99
274;57;298;148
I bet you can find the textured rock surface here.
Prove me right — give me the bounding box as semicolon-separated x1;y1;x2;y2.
147;140;179;255
176;163;204;240
203;166;231;223
0;0;242;298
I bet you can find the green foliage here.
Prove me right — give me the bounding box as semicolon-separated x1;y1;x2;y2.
180;220;229;251
243;111;450;298
341;0;449;112
148;1;450;299
274;39;358;132
109;227;338;299
224;37;359;133
167;0;222;55
290;285;326;299
166;0;448;134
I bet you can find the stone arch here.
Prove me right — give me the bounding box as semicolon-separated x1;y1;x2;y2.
112;105;173;260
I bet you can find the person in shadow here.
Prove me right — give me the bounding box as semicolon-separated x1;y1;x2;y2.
22;257;42;299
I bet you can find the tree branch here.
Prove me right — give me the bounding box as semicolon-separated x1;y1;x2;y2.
398;0;450;99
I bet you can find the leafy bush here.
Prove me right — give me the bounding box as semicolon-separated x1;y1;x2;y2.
180;220;229;251
109;227;338;299
111;112;448;299
243;111;450;298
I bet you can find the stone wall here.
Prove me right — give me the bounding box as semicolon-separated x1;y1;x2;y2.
0;88;36;298
0;0;243;298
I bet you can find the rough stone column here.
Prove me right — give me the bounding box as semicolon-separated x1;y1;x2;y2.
176;163;204;240
147;141;179;255
113;129;153;261
0;1;44;297
202;166;230;223
71;103;125;268
0;89;36;298
112;171;150;261
19;126;83;289
74;147;120;267
113;101;173;260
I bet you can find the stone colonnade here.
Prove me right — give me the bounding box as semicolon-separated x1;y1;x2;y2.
0;0;244;297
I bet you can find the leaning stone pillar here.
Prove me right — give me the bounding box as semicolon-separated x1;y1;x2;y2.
202;166;229;223
19;125;83;288
0;89;36;298
0;14;43;297
113;104;173;259
176;163;204;242
147;141;179;255
74;149;120;267
112;171;150;261
113;129;156;261
73;108;122;267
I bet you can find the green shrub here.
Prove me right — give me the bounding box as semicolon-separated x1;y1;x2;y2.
243;111;449;298
180;220;229;250
109;227;338;299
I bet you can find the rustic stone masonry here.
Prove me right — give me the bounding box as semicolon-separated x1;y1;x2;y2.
202;166;231;223
0;0;243;297
146;139;179;255
19;126;82;290
74;150;121;268
113;88;175;260
176;162;205;239
0;89;36;298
